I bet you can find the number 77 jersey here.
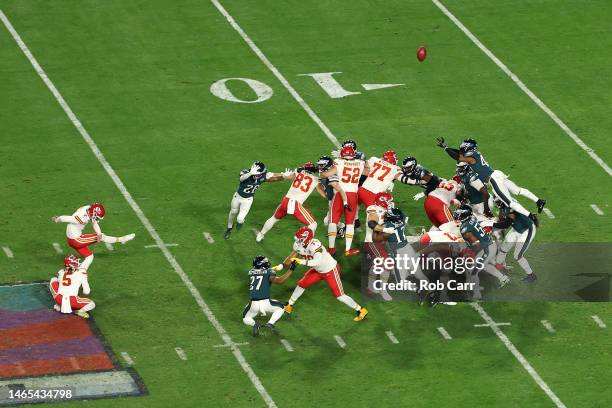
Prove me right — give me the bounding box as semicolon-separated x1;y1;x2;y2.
359;157;399;207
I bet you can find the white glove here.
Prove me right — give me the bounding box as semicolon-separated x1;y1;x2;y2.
281;168;294;178
331;149;340;158
271;264;284;272
249;163;259;174
413;192;425;201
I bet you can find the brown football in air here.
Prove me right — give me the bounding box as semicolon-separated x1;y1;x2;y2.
417;46;427;62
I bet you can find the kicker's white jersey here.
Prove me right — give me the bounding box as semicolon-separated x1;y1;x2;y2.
56;269;90;297
334;158;364;193
286;171;319;203
364;204;386;243
429;180;459;206
362;157;400;193
66;206;92;239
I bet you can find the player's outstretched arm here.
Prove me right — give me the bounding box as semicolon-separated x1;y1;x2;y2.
270;262;296;285
266;172;288;182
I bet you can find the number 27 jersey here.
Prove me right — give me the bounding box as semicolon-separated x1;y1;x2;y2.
335;159;365;193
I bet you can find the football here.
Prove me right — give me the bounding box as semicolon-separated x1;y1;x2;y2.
417;46;427;62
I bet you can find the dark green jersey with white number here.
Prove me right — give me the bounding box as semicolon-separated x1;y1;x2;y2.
464;150;494;182
460;216;491;249
236;169;268;198
500;207;533;233
248;268;275;300
461;170;484;204
384;210;407;244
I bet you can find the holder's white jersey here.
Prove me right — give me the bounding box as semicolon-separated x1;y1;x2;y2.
298;239;337;273
364;204;386;243
56;268;90;297
362;157;400;193
429;180;459;206
334;158;364;193
286;171;319;203
66;206;92;239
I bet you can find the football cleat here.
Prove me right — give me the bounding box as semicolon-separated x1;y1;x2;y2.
344;249;360;257
252;323;261;337
118;233;135;244
224;228;232;239
529;213;540;227
536;199;546;214
64;254;80;271
253;255;271;270
353;307;368;321
522;273;538;283
327;247;336;256
75;310;90;319
283;303;293;314
87;203;105;221
255;232;265;242
236;222;243;230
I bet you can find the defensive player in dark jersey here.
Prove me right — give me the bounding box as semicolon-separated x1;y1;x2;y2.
436;137;545;226
455;162;493;219
454;205;510;299
242;255;295;336
492;198;537;282
318;156;347;237
398;156;441;196
225;162;289;239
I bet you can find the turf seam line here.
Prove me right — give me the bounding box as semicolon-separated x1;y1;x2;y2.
120;352;134;366
2;246;13;258
203;232;215;244
174;347;188;361
143;243;179;248
52;242;62;254
590;204;604;215
591;315;607;328
280;339;294;352
104;242;114;251
437;327;452;340
210;0;340;148
433;0;612;177
543;208;555;219
471;303;566;408
540;320;556;333
334;335;346;349
0;10;277;408
385;331;399;344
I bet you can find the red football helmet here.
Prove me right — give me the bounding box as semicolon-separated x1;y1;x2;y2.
303;161;317;174
87;203;105;221
64;254;80;271
383;150;397;165
340;145;356;159
374;192;394;209
452;175;462;184
294;227;314;247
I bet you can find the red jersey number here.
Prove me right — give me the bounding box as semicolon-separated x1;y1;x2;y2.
341;167;360;183
292;173;313;192
62;275;72;286
369;162;391;181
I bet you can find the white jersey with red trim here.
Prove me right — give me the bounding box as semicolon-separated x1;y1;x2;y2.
298;239;337;273
362;157;400;193
56;268;90;297
66;206;91;239
286;171;319;203
364;204;386;243
334;158;364;193
429;180;459;206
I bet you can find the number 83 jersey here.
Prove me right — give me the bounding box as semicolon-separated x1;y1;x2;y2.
286;170;319;203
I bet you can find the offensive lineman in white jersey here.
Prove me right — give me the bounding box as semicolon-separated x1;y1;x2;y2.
52;203;135;270
358;151;401;208
256;162;324;242
49;255;95;318
283;228;368;321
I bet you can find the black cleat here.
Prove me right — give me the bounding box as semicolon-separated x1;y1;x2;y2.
236;222;243;230
529;213;540;227
354;218;361;229
536;199;546;214
252;322;261;337
522;273;538;283
224;228;232;240
265;323;277;334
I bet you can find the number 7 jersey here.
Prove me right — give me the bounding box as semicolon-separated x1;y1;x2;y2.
334;158;365;193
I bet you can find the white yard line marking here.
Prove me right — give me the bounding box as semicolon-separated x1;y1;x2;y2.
210;0;339;148
175;347;188;361
144;243;179;248
541;320;556;333
433;0;612;178
0;11;276;408
437;327;452;340
203;232;215;244
591;315;607;329
385;331;400;344
104;242;114;251
590;204;604;215
361;83;404;91
471;303;566;408
280;339;294;352
213;342;250;348
52;242;62;254
120;352;134;366
543;208;555;219
2;247;13;258
334;335;346;349
474;322;511;327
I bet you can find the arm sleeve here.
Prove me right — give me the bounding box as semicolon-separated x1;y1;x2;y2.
56;215;79;224
444;147;460;160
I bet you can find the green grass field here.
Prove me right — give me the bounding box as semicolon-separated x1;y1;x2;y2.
1;0;611;407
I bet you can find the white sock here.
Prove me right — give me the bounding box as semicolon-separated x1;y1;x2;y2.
269;308;285;325
307;222;317;233
337;294;360;311
327;223;337;249
517;257;533;274
509;200;531;217
260;217;278;235
288;286;305;305
518;188;538;203
227;210;237;228
345;224;355;251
